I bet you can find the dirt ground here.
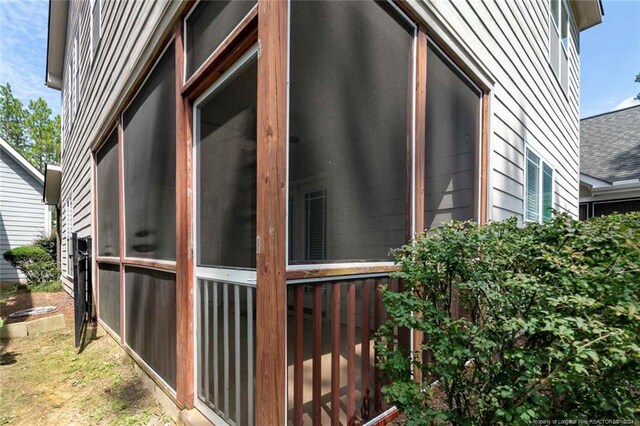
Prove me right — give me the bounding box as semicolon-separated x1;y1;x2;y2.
1;285;73;325
0;286;172;425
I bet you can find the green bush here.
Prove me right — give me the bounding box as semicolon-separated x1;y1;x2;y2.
33;232;57;262
3;245;60;286
3;245;51;267
376;212;640;424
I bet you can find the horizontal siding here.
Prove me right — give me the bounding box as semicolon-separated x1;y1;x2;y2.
0;149;46;282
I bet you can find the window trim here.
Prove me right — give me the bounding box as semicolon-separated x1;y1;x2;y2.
285;0;418;272
524;146;555;224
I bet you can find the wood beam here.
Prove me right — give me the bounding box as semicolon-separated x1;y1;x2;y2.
255;0;288;424
174;21;194;408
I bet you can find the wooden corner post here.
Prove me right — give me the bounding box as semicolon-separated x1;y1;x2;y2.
256;0;288;424
175;20;194;407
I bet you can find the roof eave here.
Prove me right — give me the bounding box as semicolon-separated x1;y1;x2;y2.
45;0;68;90
571;0;604;32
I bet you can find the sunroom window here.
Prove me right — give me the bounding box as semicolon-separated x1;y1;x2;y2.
288;0;414;264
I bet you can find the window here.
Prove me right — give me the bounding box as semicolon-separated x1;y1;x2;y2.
424;42;482;229
98;263;120;335
196;56;257;269
123;47;176;261
185;0;256;78
90;0;101;60
550;0;570;92
525;149;554;222
125;266;176;388
288;0;414;264
96;129;119;257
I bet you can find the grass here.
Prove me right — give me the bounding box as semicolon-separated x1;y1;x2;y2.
0;319;172;425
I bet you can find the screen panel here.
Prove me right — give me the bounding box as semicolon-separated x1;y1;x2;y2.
424;43;481;229
125;266;176;389
96;129;120;257
288;0;413;263
98;263;120;335
197;58;257;268
123;48;176;261
185;0;257;78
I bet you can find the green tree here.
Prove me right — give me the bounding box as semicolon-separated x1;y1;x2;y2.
24;98;61;171
635;72;640;101
0;83;28;152
0;82;60;172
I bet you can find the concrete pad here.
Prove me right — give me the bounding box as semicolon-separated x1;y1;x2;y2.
0;322;28;339
180;408;214;426
25;314;65;335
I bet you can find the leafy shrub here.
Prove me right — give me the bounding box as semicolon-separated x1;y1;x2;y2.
3;245;51;267
376;212;640;424
33;232;57;262
3;245;60;286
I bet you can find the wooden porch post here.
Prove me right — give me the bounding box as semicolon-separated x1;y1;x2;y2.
175;21;194;408
256;0;288;424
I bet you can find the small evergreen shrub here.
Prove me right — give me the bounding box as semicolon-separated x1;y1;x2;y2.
376;212;640;424
3;245;60;286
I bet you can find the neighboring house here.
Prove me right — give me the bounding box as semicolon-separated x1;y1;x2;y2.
0;138;51;283
579;105;640;220
45;0;602;424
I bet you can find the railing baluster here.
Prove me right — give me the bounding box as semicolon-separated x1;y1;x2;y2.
346;281;356;423
223;283;229;416
294;285;304;424
204;281;210;402
361;280;372;420
213;281;219;409
247;287;254;425
313;285;323;426
374;278;384;414
235;285;241;425
331;283;341;426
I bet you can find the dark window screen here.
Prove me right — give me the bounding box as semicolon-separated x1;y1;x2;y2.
424;43;481;229
305;190;327;261
186;0;257;78
593;199;640;217
579;203;589;221
125;266;176;388
123;48;176;261
98;263;120;335
289;1;413;263
197;58;257;268
97;129;120;256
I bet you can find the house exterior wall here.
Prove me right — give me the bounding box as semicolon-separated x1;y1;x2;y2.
0;148;47;282
58;0;581;290
58;0;182;291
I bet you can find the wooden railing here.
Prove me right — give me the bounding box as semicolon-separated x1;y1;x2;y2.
286;276;402;425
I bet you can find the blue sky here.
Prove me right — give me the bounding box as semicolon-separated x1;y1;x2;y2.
0;0;638;119
0;0;60;115
580;0;640;118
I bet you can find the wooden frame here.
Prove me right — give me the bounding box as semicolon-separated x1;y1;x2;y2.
255;0;288;423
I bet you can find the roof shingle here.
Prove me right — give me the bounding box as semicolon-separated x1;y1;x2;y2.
580;105;640;183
